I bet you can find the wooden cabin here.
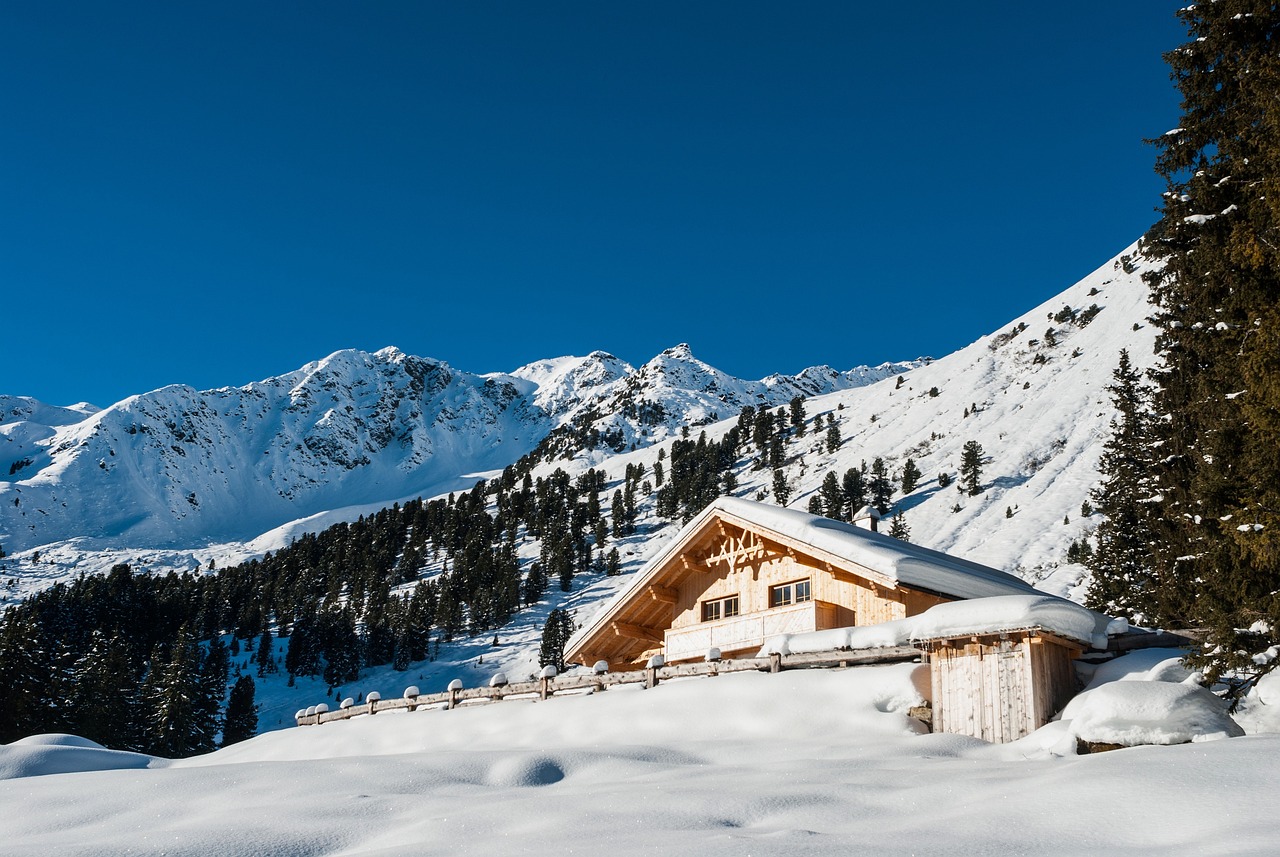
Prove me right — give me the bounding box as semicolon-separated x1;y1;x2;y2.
919;627;1087;744
566;496;1042;671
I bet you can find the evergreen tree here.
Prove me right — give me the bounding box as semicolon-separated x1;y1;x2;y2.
959;441;984;496
538;608;575;672
869;457;893;514
771;469;792;506
1085;350;1159;621
819;471;844;520
841;468;867;518
255;629;277;676
221;675;258;747
825;420;841;453
144;626;214;758
1140;1;1280;685
900;458;922;495
888;513;911;542
789;396;807;436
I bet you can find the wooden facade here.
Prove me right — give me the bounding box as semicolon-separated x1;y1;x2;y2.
920;629;1084;743
567;501;972;671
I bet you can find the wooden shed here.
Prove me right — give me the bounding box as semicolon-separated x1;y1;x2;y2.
566;496;1043;671
919;626;1087;744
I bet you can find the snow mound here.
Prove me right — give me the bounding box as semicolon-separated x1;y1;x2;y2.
1066;680;1244;746
0;734;159;780
1077;647;1195;692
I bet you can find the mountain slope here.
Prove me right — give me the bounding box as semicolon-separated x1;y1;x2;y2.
0;344;920;574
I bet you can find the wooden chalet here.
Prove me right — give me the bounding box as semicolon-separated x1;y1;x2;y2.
566;496;1042;671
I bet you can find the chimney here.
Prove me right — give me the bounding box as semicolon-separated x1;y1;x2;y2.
852;505;881;532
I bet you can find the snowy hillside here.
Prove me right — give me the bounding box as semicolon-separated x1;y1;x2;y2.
1;656;1277;856
536;241;1160;647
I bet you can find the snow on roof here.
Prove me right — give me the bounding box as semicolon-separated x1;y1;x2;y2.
761;594;1103;656
711;497;1038;600
568;496;1043;657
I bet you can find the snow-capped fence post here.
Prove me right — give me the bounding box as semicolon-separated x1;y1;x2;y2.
489;672;509;701
314;702;330;724
366;690;382;714
447;679;464;710
644;654;664;689
706;648;721;677
769;652;782;674
592;660;609;692
404;686;421;712
539;665;557;700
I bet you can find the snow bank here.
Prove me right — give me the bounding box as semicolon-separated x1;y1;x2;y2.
1;667;1278;857
761;594;1101;655
0;734;158;780
1066;680;1245;746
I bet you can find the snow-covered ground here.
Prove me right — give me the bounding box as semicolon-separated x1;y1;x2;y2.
2;650;1277;856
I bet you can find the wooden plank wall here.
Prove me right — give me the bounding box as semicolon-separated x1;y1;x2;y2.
930;634;1083;744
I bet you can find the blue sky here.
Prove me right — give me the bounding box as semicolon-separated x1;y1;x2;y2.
2;2;1185;407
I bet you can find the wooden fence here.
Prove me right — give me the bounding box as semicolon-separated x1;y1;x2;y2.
294;646;922;727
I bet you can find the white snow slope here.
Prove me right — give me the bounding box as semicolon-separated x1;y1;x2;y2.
1;654;1277;856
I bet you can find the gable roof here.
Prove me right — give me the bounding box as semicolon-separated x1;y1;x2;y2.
567;496;1039;663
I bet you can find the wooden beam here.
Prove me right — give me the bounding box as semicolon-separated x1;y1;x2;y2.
648;584;679;605
612;621;663;644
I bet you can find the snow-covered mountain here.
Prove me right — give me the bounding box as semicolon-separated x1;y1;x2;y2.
0;240;1161;734
0;341;923;574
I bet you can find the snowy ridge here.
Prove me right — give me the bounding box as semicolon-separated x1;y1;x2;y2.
0;342;921;577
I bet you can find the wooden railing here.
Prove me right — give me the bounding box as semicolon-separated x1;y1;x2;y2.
294;646;922;727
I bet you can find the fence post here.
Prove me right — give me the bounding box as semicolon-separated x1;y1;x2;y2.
644;654;664;689
366;691;382;714
770;652;782;673
539;665;557;700
403;685;420;712
447;679;463;710
592;660;609;692
706;647;722;677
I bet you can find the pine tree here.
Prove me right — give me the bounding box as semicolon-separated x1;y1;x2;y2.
789;396;807;436
900;458;922;495
221;675;258;747
819;471;844;520
959;441;984;496
1085;350;1159;621
771;469;791;506
1139;2;1280;686
841;468;867;517
825;420;841;453
538;608;575;672
888;513;911;542
869;457;893;514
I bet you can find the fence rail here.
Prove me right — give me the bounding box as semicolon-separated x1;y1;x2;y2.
294;646;922;727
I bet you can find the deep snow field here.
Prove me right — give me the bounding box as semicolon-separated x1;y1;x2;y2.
3;650;1278;856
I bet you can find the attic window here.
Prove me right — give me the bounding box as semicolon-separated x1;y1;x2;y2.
701;595;739;622
770;579;811;608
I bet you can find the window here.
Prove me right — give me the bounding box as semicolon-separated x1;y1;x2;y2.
701;595;739;622
770;579;812;608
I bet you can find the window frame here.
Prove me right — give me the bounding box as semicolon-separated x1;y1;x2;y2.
701;594;740;622
769;579;812;608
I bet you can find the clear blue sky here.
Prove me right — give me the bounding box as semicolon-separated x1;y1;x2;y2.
2;2;1186;407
